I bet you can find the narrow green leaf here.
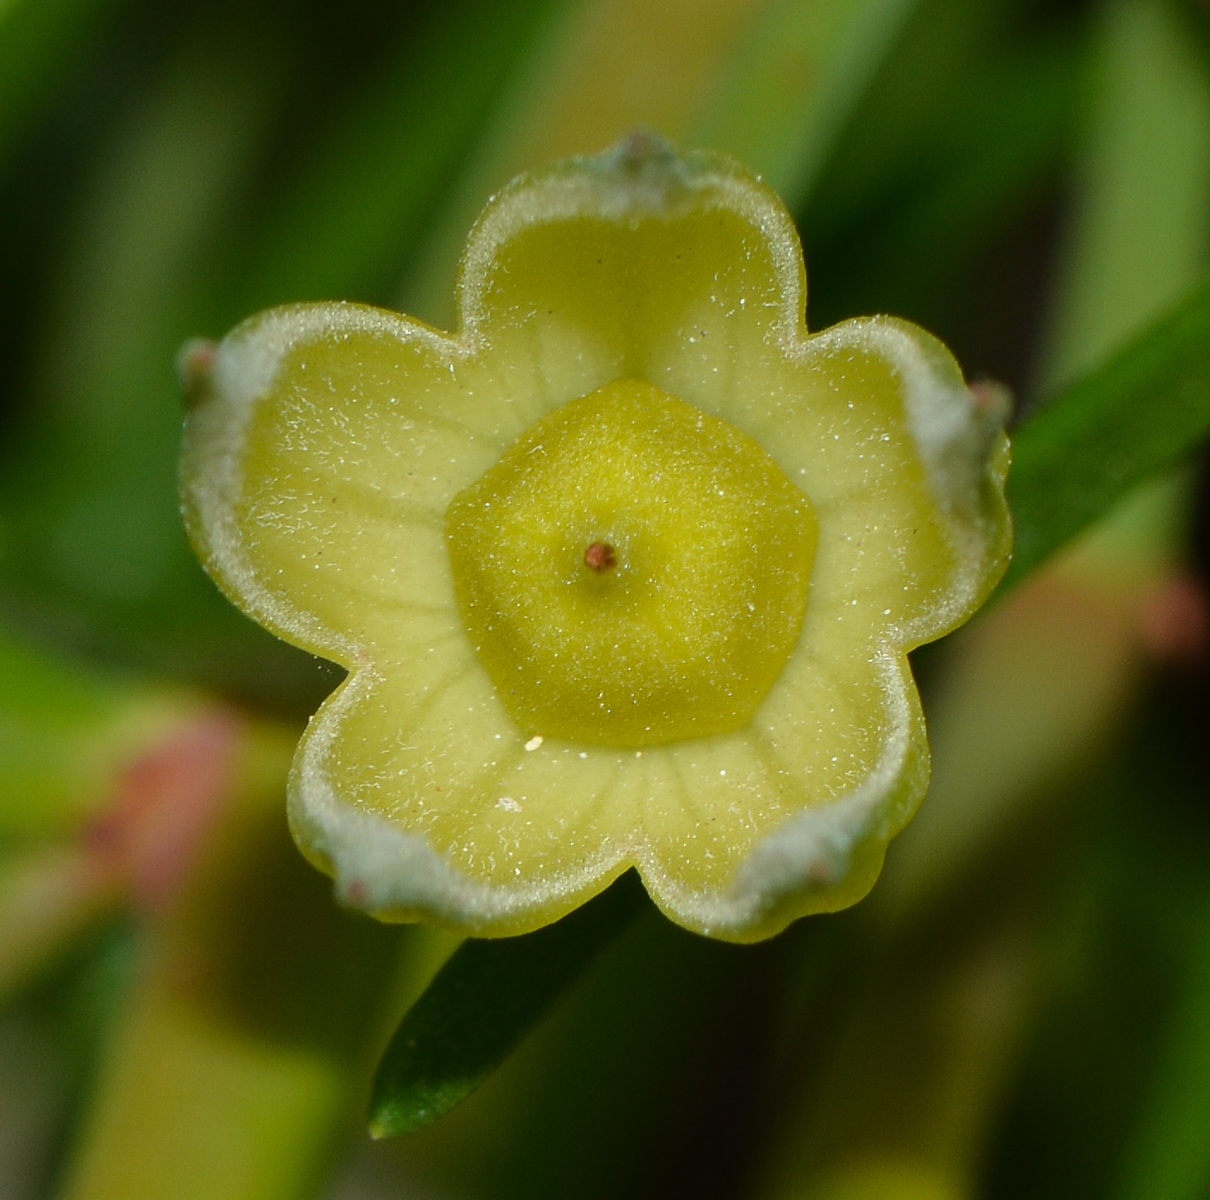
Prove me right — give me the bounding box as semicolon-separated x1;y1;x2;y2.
368;871;649;1138
1040;0;1210;391
1004;279;1210;589
695;0;920;209
1002;0;1210;585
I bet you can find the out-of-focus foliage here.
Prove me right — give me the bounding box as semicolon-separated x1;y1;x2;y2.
1;1;1209;1199
1007;282;1210;587
369;873;648;1138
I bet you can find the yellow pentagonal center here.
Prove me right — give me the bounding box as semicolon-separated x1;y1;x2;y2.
445;379;816;746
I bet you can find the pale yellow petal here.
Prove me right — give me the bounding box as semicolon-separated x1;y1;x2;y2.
183;304;530;659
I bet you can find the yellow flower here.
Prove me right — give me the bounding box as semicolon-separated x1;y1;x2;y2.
181;136;1010;942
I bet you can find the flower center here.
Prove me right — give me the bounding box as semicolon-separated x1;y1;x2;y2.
445;378;816;747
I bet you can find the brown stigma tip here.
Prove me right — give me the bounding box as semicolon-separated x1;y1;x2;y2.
584;541;617;573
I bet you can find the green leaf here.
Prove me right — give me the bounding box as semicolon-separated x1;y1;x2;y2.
1039;0;1210;391
1004;278;1210;589
694;0;921;209
368;871;649;1138
1002;0;1210;588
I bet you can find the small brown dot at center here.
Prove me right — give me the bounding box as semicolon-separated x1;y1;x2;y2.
584;541;617;572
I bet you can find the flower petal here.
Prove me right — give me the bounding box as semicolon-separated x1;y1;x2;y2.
182;139;1010;942
455;141;1009;649
700;317;1011;643
459;138;800;404
632;638;925;940
182;304;528;660
288;660;660;935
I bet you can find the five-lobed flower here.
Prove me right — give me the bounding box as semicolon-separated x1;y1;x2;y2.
181;136;1011;942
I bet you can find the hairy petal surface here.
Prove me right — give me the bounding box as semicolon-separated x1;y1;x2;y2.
181;138;1009;941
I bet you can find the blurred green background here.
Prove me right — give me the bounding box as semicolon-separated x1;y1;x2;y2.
2;0;1209;1197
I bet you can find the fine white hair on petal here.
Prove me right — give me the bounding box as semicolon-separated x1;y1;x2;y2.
458;139;806;347
185;138;1008;942
288;667;629;933
801;316;1010;644
182;302;456;663
289;654;921;941
647;650;919;939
